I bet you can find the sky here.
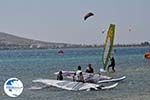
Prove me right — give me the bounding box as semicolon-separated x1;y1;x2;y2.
0;0;149;45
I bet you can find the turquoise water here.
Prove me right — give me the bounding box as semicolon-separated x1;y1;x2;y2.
0;47;150;100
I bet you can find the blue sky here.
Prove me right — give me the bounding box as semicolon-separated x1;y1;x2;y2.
0;0;149;45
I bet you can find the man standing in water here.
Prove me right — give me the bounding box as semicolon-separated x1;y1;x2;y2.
107;56;115;72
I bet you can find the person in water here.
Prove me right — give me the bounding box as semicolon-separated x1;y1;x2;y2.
57;71;63;80
85;64;94;73
107;56;115;72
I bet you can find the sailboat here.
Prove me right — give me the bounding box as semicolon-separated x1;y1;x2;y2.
100;24;115;72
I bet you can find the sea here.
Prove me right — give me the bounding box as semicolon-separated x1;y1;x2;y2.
0;47;150;100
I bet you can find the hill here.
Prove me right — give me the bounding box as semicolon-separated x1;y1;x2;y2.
0;32;75;49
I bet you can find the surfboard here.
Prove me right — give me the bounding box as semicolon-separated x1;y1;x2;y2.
98;76;126;83
32;79;118;91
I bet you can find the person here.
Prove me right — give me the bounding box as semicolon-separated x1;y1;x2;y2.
76;66;82;78
72;73;76;81
75;66;85;82
57;71;63;80
107;56;115;72
85;64;95;83
85;64;94;73
76;72;85;83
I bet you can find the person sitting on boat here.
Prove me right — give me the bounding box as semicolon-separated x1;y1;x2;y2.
76;65;82;77
84;64;95;83
107;56;115;72
85;64;94;74
72;73;76;81
76;72;85;83
57;71;63;80
75;66;84;81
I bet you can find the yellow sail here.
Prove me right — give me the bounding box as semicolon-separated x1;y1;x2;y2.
102;24;115;70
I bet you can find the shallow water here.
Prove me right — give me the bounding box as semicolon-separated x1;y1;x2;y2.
0;47;150;100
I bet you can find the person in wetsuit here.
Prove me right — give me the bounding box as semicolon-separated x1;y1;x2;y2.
85;64;94;73
57;71;63;80
107;57;115;72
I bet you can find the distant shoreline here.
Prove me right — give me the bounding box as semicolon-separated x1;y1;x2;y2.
0;32;149;50
0;44;149;50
